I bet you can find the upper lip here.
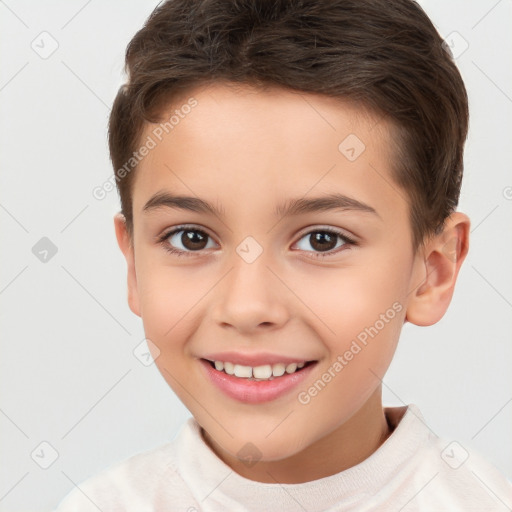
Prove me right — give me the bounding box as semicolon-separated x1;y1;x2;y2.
201;351;317;367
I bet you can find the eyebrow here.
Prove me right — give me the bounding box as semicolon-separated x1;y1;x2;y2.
142;191;379;219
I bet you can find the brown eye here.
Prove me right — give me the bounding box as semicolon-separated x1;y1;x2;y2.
162;227;216;255
294;228;355;258
179;229;209;250
308;232;338;252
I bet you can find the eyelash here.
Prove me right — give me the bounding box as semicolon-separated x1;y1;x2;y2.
157;225;357;259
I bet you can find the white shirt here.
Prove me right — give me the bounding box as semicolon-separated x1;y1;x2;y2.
54;404;512;511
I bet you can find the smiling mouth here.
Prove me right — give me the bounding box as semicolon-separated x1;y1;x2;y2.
202;358;317;381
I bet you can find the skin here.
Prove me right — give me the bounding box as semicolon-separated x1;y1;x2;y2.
114;82;470;484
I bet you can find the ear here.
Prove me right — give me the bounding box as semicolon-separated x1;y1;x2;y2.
406;212;470;326
114;213;141;317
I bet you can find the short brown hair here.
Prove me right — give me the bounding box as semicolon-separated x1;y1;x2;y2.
108;0;469;249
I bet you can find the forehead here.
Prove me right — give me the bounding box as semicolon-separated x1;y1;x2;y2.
132;82;407;225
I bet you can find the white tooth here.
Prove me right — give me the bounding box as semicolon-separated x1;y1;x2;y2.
272;363;286;377
253;364;272;379
234;364;252;378
224;361;235;375
297;362;305;368
214;360;224;371
285;363;298;374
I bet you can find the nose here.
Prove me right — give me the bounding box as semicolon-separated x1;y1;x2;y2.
211;252;290;333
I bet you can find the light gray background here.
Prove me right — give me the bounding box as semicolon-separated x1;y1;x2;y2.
0;1;511;510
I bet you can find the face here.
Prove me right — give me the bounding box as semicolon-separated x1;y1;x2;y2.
118;82;425;477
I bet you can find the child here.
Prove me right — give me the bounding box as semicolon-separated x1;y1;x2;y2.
55;0;512;510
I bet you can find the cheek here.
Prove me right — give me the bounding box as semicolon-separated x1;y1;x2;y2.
135;263;207;351
293;256;408;405
299;260;407;342
135;267;203;402
295;267;405;427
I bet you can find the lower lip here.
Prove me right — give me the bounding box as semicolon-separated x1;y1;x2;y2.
199;359;318;404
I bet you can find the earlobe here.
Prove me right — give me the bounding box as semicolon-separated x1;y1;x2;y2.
113;213;141;317
405;212;470;326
